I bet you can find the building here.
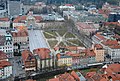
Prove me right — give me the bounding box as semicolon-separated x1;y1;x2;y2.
13;11;43;28
0;51;12;80
0;31;13;58
59;4;75;11
11;26;29;51
21;2;46;15
41;12;64;21
76;22;97;36
7;0;22;17
0;61;12;80
66;53;80;66
22;50;36;72
103;64;120;81
48;71;86;81
93;44;105;62
33;48;52;71
11;26;28;44
0;17;10;29
86;64;120;81
92;32;120;61
0;51;8;62
108;12;120;22
26;79;36;81
56;53;72;67
0;9;7;18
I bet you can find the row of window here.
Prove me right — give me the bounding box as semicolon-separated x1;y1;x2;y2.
0;47;12;49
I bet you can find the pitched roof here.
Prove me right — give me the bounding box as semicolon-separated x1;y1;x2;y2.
76;22;95;29
84;49;96;57
0;17;9;21
102;39;118;46
86;72;96;78
12;30;28;37
0;51;8;60
16;26;27;31
65;4;73;6
58;72;76;81
22;50;33;63
104;64;120;81
95;34;106;41
33;48;51;59
26;79;36;81
48;78;59;81
94;44;103;49
0;61;11;68
13;15;42;23
71;71;80;81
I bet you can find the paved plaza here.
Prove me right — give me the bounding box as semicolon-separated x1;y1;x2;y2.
28;30;49;52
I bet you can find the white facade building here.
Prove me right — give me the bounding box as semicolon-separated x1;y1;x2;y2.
0;32;13;58
0;61;12;79
59;4;75;11
0;9;7;18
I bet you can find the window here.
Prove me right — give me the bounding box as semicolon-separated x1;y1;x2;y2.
112;51;115;57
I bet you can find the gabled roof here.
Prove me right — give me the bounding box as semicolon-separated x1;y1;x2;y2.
48;78;59;81
0;17;9;21
33;48;51;59
13;15;42;23
22;50;34;63
26;79;36;81
94;44;103;49
0;61;11;69
102;39;118;46
95;34;106;41
71;71;80;81
84;49;96;57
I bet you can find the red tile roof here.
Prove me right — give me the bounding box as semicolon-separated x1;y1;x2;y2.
95;34;106;41
105;64;120;81
49;71;82;81
104;22;119;26
13;15;42;23
98;9;110;18
113;34;120;39
12;30;28;37
0;51;8;61
86;72;96;78
22;50;33;63
76;22;94;29
58;72;76;81
0;61;11;68
66;46;78;51
69;54;80;57
85;49;96;57
102;39;118;46
33;48;51;59
48;78;59;81
15;26;27;31
109;45;120;49
26;79;36;81
65;4;73;6
94;44;103;49
0;17;9;21
71;71;80;81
